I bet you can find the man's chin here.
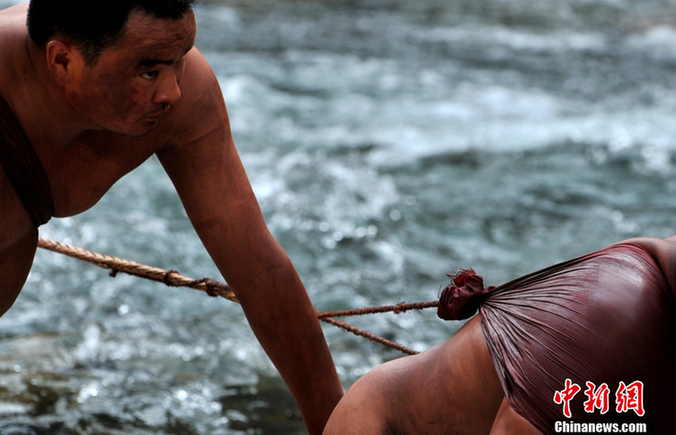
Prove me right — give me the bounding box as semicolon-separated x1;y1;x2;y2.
136;119;161;135
109;120;160;137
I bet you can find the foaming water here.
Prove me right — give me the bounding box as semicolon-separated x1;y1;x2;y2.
2;0;676;432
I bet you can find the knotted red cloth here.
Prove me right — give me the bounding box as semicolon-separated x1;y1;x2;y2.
437;269;494;320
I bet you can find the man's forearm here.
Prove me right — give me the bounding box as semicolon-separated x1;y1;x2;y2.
235;260;343;434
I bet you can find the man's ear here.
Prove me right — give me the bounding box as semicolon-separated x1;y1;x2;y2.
45;40;76;86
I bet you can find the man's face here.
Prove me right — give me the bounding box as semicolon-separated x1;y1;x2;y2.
65;9;197;136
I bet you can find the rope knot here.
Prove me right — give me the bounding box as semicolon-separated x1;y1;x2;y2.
163;269;180;286
437;269;492;321
201;279;221;297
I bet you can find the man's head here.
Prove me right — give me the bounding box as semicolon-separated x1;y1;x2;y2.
27;0;195;66
26;1;199;136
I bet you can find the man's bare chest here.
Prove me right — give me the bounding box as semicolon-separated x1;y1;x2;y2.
40;133;163;217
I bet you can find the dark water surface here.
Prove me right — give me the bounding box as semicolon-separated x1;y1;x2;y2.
2;0;676;433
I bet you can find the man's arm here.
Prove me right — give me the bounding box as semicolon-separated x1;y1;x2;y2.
156;49;343;434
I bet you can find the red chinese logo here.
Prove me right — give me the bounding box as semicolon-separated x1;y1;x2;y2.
553;378;581;418
583;381;610;414
554;379;644;418
616;381;645;416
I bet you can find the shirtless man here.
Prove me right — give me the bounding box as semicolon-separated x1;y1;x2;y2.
324;236;676;434
0;2;342;433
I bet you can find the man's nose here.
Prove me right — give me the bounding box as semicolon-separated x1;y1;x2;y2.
153;73;182;106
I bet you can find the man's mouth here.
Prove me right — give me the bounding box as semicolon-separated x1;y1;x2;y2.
144;105;171;121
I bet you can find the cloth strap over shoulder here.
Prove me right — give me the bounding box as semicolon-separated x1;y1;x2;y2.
0;96;54;227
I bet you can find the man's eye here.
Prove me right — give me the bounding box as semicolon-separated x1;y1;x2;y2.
140;70;158;80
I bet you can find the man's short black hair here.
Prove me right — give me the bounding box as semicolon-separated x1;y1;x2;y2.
27;0;196;65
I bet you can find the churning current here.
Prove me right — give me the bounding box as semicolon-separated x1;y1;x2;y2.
2;0;676;433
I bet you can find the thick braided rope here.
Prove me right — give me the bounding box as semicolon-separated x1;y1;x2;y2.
37;237;237;301
37;237;437;354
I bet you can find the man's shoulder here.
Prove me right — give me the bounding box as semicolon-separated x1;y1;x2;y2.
179;48;225;109
0;4;29;41
0;4;30;90
162;47;229;146
0;3;28;19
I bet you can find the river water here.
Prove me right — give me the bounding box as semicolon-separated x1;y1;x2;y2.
2;0;676;433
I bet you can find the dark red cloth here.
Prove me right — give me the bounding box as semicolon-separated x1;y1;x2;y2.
438;269;495;320
0;96;54;227
439;243;676;433
437;269;492;321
